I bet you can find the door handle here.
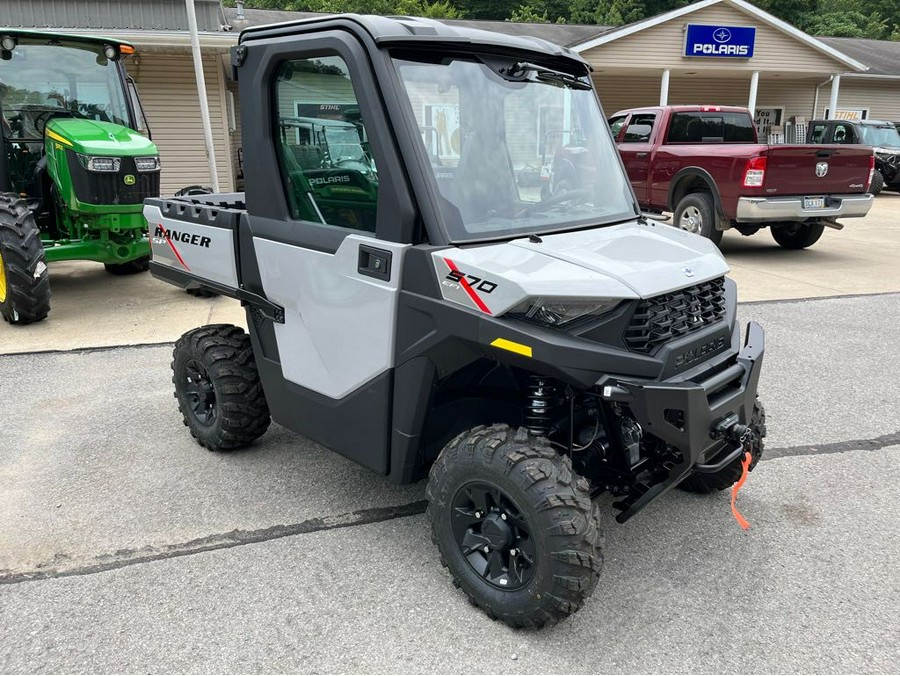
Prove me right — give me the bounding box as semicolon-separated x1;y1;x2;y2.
636;152;649;158
358;244;392;281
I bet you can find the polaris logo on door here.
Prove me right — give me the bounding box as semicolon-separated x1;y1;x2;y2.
684;24;756;58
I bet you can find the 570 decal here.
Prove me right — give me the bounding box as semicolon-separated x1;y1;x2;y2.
445;269;497;294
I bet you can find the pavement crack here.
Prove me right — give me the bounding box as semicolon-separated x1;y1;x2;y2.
3;433;897;587
0;500;427;587
762;430;900;461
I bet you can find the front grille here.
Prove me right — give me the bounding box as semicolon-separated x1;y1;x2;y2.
66;152;160;205
624;277;726;353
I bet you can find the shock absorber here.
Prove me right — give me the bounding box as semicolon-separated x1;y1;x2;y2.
524;376;564;436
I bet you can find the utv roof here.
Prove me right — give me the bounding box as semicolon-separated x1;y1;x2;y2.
238;14;587;67
0;28;134;49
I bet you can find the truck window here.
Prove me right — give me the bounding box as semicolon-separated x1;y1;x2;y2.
621;114;656;143
832;124;856;144
273;56;378;231
608;114;628;139
667;112;755;143
809;123;828;143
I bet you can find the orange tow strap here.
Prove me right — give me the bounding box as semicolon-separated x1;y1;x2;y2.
730;451;753;530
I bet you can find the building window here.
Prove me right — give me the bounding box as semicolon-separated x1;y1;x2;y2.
273;56;378;231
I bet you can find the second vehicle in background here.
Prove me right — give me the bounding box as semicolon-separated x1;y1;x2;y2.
606;105;874;249
807;118;900;196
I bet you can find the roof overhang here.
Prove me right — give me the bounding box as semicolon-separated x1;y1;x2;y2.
572;0;868;73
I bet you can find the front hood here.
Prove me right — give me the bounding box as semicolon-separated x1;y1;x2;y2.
46;118;157;156
431;220;730;317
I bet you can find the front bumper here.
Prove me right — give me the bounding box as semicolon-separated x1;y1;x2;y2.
600;321;765;522
736;194;873;222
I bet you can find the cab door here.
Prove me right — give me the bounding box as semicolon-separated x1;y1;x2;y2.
235;32;416;473
616;112;658;205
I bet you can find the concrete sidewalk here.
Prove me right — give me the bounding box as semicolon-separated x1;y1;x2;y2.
1;192;897;355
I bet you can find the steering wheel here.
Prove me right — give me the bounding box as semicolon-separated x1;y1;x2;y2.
516;185;593;219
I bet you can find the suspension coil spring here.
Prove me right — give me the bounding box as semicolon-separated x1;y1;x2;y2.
524;376;564;436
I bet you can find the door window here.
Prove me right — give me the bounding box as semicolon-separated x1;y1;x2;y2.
274;56;378;231
621;114;656;143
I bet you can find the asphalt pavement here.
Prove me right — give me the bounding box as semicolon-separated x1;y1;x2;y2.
2;293;899;673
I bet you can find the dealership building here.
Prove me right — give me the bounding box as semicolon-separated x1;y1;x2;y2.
2;0;898;194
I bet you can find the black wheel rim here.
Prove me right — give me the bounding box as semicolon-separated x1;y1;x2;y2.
183;359;217;426
451;481;536;591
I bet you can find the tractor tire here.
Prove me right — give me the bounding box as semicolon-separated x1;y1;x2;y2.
771;222;825;249
673;192;723;245
678;398;766;494
172;324;270;451
426;424;603;629
104;256;149;275
0;193;51;325
870;170;885;196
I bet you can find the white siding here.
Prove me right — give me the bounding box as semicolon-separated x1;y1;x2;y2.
130;51;234;196
820;78;900;121
582;4;853;75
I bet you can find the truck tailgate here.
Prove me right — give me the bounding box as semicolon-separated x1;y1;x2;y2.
764;145;871;195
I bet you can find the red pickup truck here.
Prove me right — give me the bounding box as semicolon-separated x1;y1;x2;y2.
606;106;874;248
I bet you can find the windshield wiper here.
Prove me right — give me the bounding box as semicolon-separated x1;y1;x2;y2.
507;62;591;90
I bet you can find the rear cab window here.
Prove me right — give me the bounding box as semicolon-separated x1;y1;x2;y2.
666;111;755;144
621;113;656;143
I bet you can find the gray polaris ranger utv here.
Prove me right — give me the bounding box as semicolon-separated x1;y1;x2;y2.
147;15;766;629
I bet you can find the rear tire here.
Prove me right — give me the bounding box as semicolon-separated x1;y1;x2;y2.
678;398;766;494
172;324;270;451
771;222;825;249
104;256;149;275
870;170;884;196
426;424;603;629
0;194;51;325
673;192;723;245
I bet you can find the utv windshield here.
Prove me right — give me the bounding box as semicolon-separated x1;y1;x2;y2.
0;40;131;140
858;124;900;149
392;53;636;242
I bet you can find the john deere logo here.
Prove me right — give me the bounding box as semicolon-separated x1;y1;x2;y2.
123;174;136;185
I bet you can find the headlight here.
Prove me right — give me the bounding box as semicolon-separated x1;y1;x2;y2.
78;154;121;172
134;156;161;172
506;297;620;327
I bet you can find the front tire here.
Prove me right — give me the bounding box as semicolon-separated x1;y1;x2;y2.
104;256;150;275
426;424;603;629
673;192;723;245
870;170;884;196
771;222;825;249
678;398;766;494
0;194;51;325
172;324;270;451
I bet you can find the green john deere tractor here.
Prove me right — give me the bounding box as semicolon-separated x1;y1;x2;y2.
0;30;159;325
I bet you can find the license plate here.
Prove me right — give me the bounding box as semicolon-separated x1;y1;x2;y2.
803;196;826;209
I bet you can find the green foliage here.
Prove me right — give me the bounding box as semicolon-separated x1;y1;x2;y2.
508;3;550;22
232;0;900;39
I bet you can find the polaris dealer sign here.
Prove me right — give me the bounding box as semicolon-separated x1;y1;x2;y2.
685;24;756;58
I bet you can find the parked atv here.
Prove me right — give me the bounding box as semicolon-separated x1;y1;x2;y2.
0;30;159;325
148;15;766;629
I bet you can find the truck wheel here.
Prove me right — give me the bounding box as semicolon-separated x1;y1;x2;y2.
172;324;270;451
104;256;149;275
0;194;51;325
678;398;766;494
870;170;884;196
771;222;825;249
426;424;603;629
673;193;723;245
